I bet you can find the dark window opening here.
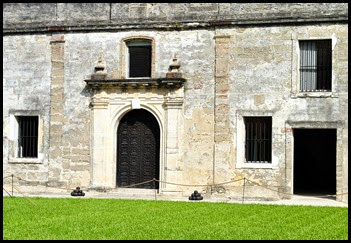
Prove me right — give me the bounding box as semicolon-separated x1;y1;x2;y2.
128;42;152;78
299;40;332;92
17;116;38;158
244;117;272;163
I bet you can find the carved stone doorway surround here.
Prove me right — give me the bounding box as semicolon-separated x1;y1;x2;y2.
84;78;186;194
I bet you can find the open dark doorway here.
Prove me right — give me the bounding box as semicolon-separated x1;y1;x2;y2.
293;129;336;195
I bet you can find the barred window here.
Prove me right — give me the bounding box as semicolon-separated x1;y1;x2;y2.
299;40;332;92
244;117;272;163
17;116;38;158
127;41;152;78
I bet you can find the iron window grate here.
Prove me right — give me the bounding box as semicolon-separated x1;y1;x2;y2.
17;116;38;158
244;117;272;163
299;40;332;92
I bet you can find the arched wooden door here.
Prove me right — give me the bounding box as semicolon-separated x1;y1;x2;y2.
117;109;160;189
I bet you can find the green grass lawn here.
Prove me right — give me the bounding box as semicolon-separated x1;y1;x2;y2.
3;197;348;240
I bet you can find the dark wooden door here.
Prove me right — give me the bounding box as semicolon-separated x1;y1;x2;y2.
117;109;160;189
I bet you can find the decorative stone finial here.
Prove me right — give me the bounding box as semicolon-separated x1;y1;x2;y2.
166;53;182;78
91;55;107;80
95;55;106;74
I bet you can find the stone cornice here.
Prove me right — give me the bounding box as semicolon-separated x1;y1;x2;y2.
3;17;348;35
84;78;186;88
3;3;348;35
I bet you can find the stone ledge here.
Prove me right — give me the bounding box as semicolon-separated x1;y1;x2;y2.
3;16;349;35
84;78;186;88
8;158;43;164
3;3;348;34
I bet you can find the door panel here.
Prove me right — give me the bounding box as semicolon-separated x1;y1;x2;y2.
117;109;160;189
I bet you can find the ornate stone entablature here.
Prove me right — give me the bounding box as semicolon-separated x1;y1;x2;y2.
85;78;186;89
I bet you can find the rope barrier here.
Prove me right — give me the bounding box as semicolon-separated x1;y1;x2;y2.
153;178;244;187
245;178;294;196
8;175;156;191
3;174;348;201
245;178;348;198
10;175;88;192
214;179;244;186
119;179;155;188
12;185;37;206
3;187;12;197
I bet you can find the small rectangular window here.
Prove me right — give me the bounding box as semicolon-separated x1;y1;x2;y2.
128;42;151;78
299;40;332;92
17;116;38;158
244;117;272;163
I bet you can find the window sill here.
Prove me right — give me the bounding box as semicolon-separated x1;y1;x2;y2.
8;158;43;164
236;162;277;169
291;92;338;99
126;77;151;79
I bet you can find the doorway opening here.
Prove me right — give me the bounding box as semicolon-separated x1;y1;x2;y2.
293;129;336;196
117;109;160;189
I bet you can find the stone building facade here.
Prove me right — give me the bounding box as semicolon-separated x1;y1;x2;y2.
3;3;348;203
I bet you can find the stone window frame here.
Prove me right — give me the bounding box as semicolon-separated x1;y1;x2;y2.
244;116;272;163
291;33;338;98
235;111;279;169
119;36;156;79
8;110;44;164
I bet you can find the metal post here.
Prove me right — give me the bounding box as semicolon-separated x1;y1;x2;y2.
242;177;246;204
11;174;14;197
153;178;157;201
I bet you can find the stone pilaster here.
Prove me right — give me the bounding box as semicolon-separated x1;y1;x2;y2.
213;34;232;186
163;97;183;193
90;97;109;189
48;34;65;186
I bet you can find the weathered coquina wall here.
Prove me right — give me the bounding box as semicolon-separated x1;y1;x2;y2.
3;3;348;203
3;3;348;32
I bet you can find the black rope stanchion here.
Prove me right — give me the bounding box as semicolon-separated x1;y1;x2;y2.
11;174;14;197
242;177;246;204
153;178;157;201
